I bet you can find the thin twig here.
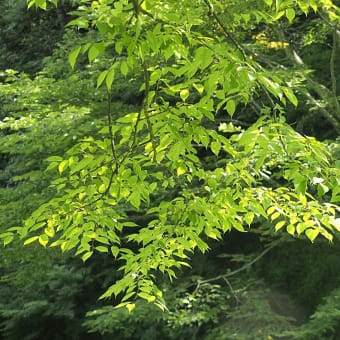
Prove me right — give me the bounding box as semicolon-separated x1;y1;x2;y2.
195;245;275;290
223;276;240;306
203;0;247;60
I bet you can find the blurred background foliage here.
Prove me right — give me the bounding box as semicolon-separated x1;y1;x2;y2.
0;0;339;339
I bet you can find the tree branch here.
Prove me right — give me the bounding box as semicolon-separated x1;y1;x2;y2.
203;0;247;60
194;244;275;292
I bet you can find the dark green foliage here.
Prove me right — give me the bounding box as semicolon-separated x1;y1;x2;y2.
258;239;340;314
0;0;81;74
0;252;90;340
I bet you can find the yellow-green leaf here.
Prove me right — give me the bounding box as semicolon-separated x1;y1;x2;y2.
244;212;254;225
126;303;136;313
286;8;295;22
58;160;68;174
98;183;106;193
88;42;105;62
226;99;236;116
82;251;93;262
106;68;115;91
44;227;55;238
286;224;295;235
38;234;49;247
267;207;276;215
305;229;319;242
138;292;155;302
283;87;298;106
177;165;186;176
271;212;281;221
97;70;108;88
211;141;221;156
275;220;285;231
180;89;189;101
24;236;39;245
111;246;119;258
193;83;204;94
120;61;129;77
96;246;108;253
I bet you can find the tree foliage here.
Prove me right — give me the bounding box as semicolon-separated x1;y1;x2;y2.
0;0;339;330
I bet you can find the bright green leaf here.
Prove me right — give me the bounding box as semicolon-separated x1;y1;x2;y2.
97;70;109;88
305;229;319;242
38;234;49;247
226;100;236;116
126;303;136;312
23;236;39;246
180;89;189;102
58;160;68;174
106;68;115;91
275;220;286;231
68;46;81;70
286;8;295;22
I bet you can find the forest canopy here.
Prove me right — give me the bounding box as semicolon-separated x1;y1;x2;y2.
0;0;339;339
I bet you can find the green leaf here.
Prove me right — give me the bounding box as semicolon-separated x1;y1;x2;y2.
305;229;319;242
68;46;81;70
129;191;141;209
106;68;115;91
98;183;106;193
211;141;221;156
96;246;108;253
138;292;156;302
275;220;286;231
271;212;281;221
23;236;39;246
126;303;136;312
286;224;295;235
317;183;329;196
58;160;68;174
111;246;120;258
46;156;63;162
244;212;254;225
180;89;189;101
2;234;14;246
120;61;129;77
233;222;245;232
38;234;49;247
44;227;55;238
294;177;307;195
226;99;236;116
286;8;295;22
205;227;219;239
193;83;204;94
82;251;93;262
88;42;105;63
283;87;298;106
97;70;109;88
177;164;186;176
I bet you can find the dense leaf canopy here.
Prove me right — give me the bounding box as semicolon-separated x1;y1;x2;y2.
0;0;339;338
